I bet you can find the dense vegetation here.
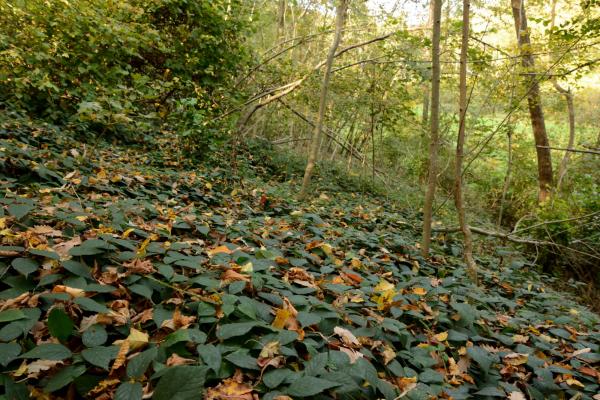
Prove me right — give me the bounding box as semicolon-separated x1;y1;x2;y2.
0;0;599;399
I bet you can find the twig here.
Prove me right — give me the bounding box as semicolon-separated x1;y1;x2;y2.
511;210;600;235
536;145;600;155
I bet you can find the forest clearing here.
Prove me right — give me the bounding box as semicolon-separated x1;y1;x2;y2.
0;0;599;399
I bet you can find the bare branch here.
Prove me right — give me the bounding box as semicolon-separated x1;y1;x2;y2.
536;145;600;155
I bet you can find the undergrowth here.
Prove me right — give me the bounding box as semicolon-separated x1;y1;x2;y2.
0;118;599;400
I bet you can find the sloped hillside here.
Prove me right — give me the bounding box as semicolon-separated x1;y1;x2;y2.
0;121;599;400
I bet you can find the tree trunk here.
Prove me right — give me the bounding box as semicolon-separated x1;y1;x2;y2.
421;0;442;257
554;83;575;191
421;0;435;129
510;0;553;203
421;85;430;128
298;0;348;199
549;0;575;193
454;0;477;281
498;126;513;226
277;0;286;40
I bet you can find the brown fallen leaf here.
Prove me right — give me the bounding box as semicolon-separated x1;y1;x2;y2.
30;225;62;237
110;340;130;374
53;236;82;259
503;353;529;366
160;308;196;331
205;370;254;400
507;391;526;400
579;366;600;382
570;347;591;359
395;376;417;392
52;285;85;298
512;334;529;344
221;269;250;285
207;245;236;257
166;353;196;366
380;343;396;365
0;292;31;311
271;298;300;334
123;258;156;275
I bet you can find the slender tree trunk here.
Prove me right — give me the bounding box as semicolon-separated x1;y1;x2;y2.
554;83;575;191
421;0;435;129
549;0;575;192
421;86;430;127
511;0;553;203
277;0;286;40
498;126;513;226
299;0;348;199
421;0;442;257
454;0;477;281
371;111;376;183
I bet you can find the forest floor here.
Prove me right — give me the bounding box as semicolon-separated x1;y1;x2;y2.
1;120;599;400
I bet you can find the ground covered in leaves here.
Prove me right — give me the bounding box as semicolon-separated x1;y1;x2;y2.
1;121;599;400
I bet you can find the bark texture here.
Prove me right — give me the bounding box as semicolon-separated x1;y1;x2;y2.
511;0;554;203
421;0;442;257
454;0;477;281
553;83;575;191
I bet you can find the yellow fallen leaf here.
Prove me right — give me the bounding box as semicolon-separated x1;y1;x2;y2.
565;378;585;388
503;352;528;366
320;243;333;256
121;228;135;238
271;308;292;330
240;262;253;273
350;258;362;268
434;331;448;342
259;341;280;359
207;245;235;257
412;287;427;296
372;279;397;311
52;285;85;298
125;328;149;351
374;279;395;293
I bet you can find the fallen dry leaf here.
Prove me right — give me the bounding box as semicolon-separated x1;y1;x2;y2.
161;308;196;331
166;353;196;366
123;258;156;275
207;245;236;257
52;285;85;298
512;334;529;344
339;347;364;364
221;269;250;285
503;353;528;366
334;326;360;347
205;371;254;400
412;287;427;296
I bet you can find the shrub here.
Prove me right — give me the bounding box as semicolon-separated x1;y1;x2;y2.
0;0;248;136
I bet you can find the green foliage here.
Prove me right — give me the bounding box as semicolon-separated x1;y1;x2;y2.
0;0;248;138
1;119;599;399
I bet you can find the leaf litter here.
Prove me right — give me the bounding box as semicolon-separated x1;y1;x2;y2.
0;123;599;399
